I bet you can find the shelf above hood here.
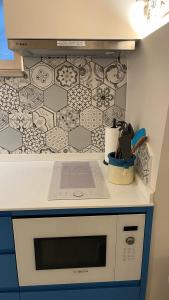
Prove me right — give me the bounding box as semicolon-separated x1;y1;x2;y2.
8;39;136;57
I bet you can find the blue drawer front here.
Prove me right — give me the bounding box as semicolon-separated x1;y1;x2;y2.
20;286;140;300
0;218;14;253
0;292;19;300
0;255;18;291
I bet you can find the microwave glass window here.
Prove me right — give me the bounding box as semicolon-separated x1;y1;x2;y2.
60;162;95;189
34;235;107;270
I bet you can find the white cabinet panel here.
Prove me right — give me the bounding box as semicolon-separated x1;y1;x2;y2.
4;0;138;39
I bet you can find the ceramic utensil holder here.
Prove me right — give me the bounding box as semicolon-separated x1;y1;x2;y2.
108;152;136;185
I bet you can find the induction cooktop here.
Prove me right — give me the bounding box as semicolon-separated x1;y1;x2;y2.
48;161;109;200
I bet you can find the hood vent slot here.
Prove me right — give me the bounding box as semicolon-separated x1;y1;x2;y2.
8;40;135;57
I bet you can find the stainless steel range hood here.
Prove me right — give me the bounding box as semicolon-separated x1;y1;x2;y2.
4;0;138;57
8;40;135;57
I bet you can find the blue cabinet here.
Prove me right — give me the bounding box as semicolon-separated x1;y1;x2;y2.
0;218;14;253
20;286;140;300
0;292;19;300
0;207;153;300
0;255;18;291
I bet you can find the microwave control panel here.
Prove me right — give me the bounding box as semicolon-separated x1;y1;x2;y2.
115;214;145;281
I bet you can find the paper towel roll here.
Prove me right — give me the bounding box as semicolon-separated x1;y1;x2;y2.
105;127;119;164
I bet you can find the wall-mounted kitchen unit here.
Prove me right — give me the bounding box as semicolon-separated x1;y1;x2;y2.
4;0;137;56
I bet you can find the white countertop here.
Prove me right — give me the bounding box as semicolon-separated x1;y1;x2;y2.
0;154;154;211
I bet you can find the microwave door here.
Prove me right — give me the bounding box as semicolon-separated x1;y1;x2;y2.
34;235;107;271
12;215;117;286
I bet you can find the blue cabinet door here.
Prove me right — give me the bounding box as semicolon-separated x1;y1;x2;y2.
20;286;140;300
0;218;14;253
0;293;19;300
0;255;18;290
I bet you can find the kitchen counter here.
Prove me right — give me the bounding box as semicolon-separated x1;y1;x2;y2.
0;153;154;211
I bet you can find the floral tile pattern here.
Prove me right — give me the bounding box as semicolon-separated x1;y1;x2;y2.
22;126;46;152
19;85;44;111
103;105;125;127
80;62;104;90
9;107;32;132
80;107;103;131
92;84;115;111
5;69;30;90
67;56;91;68
55;62;79;90
0;55;127;153
0;84;20;113
68;84;91;111
104;61;127;89
30;63;54;90
56;106;79;132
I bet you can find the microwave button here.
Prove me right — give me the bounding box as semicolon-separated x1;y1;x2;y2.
73;191;84;198
126;236;135;245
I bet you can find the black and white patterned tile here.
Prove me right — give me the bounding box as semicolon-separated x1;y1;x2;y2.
19;85;44;111
5;69;30;90
56;106;79;132
92;126;105;152
135;143;152;185
55;62;79;90
0;84;20;113
30;63;55;90
80;107;103;131
92;84;115;111
46;127;69;151
80;62;104;90
0;55;128;153
68;84;91;111
33;107;55;132
103;105;125;127
104;59;127;90
9;107;33;132
22;126;46;153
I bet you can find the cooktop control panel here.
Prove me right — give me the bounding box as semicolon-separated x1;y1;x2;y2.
48;161;109;200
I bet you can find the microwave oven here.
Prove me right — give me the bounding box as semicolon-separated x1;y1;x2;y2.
13;214;145;286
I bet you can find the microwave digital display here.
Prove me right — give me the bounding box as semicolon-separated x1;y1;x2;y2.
34;235;107;270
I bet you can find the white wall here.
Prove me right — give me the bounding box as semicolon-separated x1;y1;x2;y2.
146;106;169;300
126;23;169;189
126;22;169;300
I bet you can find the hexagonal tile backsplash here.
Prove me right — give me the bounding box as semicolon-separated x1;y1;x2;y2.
0;55;127;154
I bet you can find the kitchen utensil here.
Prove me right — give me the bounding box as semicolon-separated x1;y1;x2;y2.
118;134;132;160
131;128;146;148
132;136;148;154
